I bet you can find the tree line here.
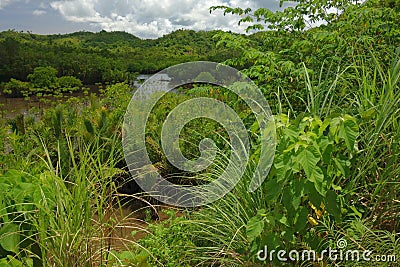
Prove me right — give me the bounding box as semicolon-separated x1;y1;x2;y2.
0;29;236;90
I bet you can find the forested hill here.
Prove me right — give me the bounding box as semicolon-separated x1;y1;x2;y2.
0;29;236;85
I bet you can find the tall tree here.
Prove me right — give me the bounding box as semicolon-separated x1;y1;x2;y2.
210;0;361;32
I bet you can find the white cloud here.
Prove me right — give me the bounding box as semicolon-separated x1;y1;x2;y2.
0;0;21;9
48;0;273;38
33;9;46;16
0;0;284;37
0;0;37;10
38;2;47;9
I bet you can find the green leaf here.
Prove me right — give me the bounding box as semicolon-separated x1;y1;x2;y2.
338;116;359;150
295;146;320;179
332;184;342;191
0;223;20;253
292;178;308;198
311;167;326;195
0;256;23;267
318;136;333;164
283;126;299;140
274;153;291;182
264;179;283;202
306;181;323;206
325;190;341;221
294;206;309;231
246;214;265;242
261;231;282;252
283;228;296;243
278;215;289;227
283;188;295;223
333;158;350;178
349;206;362;218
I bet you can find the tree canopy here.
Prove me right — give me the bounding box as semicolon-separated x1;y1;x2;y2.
0;29;235;85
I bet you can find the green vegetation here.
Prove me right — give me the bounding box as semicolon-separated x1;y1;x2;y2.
1;0;400;266
3;66;83;97
0;29;235;86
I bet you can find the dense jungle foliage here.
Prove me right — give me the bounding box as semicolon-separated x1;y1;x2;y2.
0;0;400;266
0;29;235;86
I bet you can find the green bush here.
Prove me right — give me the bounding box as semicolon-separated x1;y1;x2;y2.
2;78;30;97
27;66;58;89
57;76;82;92
112;210;199;267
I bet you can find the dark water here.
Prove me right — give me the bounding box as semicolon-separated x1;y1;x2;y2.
0;92;93;120
0;84;107;120
0;96;48;119
0;75;171;120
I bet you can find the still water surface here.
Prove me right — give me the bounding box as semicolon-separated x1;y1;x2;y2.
0;74;173;120
0;92;93;119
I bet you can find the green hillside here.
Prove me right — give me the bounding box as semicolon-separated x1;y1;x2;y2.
0;29;235;85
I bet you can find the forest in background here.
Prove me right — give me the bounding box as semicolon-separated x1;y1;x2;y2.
1;0;400;266
0;29;235;87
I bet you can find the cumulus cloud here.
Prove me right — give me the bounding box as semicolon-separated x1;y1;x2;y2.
0;0;283;37
38;2;47;9
48;0;278;38
0;0;22;9
33;9;46;16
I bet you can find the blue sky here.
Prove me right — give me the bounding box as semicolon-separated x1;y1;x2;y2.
0;0;284;38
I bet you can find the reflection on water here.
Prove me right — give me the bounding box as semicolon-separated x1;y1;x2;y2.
0;96;50;119
0;84;104;120
0;93;91;120
133;73;172;97
0;74;172;120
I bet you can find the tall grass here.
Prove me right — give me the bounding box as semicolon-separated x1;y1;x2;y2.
1;56;399;266
26;130;148;266
32;135;111;266
350;54;400;231
186;57;400;266
0;117;148;266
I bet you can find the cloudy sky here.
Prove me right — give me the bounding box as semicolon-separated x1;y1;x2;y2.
0;0;286;39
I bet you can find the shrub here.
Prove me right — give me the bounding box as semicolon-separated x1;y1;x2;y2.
2;78;30;97
27;66;58;89
57;76;82;92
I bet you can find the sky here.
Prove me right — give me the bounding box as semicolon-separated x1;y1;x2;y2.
0;0;286;39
